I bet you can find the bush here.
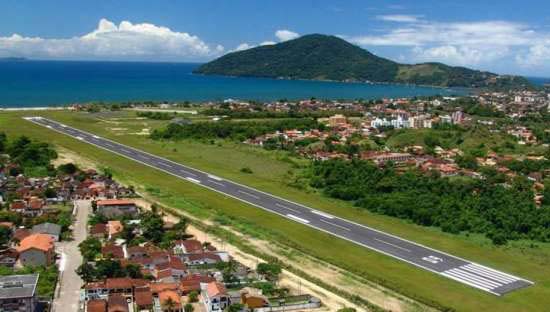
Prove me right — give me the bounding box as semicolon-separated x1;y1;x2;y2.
240;167;253;174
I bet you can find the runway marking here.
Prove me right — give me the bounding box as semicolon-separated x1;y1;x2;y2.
238;190;260;200
46;125;52;129
441;271;491;292
185;177;201;184
179;169;197;176
158;162;173;168
137;154;150;160
76;136;84;141
104;143;114;147
275;203;300;213
311;210;334;219
461;264;518;284
92;135;100;139
374;238;411;252
25;117;534;296
287;214;310;224
444;269;501;290
208;180;225;187
208;174;223;181
319;219;351;231
121;148;133;154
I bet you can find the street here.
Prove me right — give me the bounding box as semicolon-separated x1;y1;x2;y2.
52;200;91;312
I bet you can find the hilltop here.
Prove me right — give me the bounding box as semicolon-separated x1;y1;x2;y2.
195;34;532;89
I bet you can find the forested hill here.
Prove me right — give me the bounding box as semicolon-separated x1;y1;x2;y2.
194;34;532;89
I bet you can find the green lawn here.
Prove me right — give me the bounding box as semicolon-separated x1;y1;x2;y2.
2;110;550;311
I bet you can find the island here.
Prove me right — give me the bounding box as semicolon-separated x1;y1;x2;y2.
194;34;532;89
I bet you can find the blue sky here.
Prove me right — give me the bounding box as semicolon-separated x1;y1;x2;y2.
1;0;550;76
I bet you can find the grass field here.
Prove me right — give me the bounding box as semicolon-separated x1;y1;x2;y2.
2;110;550;311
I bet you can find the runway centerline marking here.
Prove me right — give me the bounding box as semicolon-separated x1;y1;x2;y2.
275;203;300;213
319;219;351;231
238;190;260;199
208;180;225;187
374;238;411;252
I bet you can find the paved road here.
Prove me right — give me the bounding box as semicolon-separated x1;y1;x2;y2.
27;116;533;296
52;200;90;312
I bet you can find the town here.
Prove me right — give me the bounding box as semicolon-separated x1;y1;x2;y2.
0;134;323;312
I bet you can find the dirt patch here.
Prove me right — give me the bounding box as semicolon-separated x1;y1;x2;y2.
53;147;99;169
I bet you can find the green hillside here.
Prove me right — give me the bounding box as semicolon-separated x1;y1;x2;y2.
195;34;532;89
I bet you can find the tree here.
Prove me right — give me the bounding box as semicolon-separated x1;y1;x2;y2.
78;237;102;261
57;163;79;175
140;211;165;243
257;262;282;282
0;226;11;246
76;263;96;282
184;303;194;312
337;309;357;312
188;291;198;303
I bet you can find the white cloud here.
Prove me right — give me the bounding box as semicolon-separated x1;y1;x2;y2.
0;18;221;61
412;45;509;66
516;41;550;66
234;43;253;52
347;19;550;67
376;15;422;23
275;29;300;42
260;41;276;46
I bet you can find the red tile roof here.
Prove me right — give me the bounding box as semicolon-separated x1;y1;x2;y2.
206;281;227;298
16;233;54;253
97;199;135;206
87;299;107;312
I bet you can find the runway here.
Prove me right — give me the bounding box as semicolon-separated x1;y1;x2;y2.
25;116;533;296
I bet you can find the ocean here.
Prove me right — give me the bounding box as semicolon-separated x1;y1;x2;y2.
0;60;478;107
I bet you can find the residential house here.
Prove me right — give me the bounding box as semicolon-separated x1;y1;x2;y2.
108;294;129;312
90;223;108;240
172;239;203;255
0;248;18;268
240;287;269;309
32;222;62;242
107;221;124;240
86;299;107;312
202;281;230;312
16;234;55;266
96;200;138;218
0;274;39;312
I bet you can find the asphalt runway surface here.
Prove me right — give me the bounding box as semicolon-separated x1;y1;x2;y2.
26;116;533;296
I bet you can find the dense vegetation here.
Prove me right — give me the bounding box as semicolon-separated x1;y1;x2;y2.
306;159;550;244
195;34;532;89
136;111;176;120
0;134;57;177
151;119;323;141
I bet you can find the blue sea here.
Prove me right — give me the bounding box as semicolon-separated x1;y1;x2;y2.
0;60;491;108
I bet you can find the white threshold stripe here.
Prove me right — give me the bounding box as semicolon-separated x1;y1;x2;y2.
185;177;201;184
447;269;502;288
238;190;260;200
374;238;411;252
287;214;310;224
462;265;517;284
446;270;501;290
462;264;517;284
319;219;351;231
467;263;520;281
275;203;300;213
445;270;500;289
311;210;334;219
441;271;492;291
